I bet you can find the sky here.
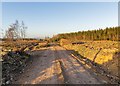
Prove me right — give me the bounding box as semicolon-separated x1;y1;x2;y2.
2;2;118;38
1;0;120;2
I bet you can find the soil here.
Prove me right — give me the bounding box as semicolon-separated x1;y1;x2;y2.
12;45;109;84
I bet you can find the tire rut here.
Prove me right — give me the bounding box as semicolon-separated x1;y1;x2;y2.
12;45;108;84
54;46;107;84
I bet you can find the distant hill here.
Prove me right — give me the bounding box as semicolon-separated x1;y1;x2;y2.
50;27;120;42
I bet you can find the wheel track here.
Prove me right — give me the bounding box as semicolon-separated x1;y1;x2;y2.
54;46;87;84
12;45;108;84
54;46;107;84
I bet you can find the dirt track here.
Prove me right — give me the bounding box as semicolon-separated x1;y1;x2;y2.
13;45;107;84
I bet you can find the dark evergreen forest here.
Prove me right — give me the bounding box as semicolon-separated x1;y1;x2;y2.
51;27;120;42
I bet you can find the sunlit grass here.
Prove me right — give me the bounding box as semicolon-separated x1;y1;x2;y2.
63;41;119;65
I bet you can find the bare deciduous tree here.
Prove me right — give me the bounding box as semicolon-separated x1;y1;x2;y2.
5;20;27;40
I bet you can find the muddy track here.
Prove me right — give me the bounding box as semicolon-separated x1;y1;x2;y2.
12;45;108;84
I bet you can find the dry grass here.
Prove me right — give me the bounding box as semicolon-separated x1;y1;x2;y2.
60;39;71;46
63;41;119;64
63;41;119;77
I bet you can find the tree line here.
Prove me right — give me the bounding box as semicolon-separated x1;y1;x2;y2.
51;27;120;42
